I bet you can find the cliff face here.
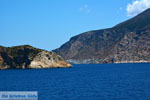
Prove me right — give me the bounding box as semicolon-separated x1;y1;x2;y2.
0;45;71;69
112;29;150;63
54;8;150;64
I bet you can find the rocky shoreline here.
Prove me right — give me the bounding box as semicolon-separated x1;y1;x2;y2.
67;59;150;64
114;60;150;64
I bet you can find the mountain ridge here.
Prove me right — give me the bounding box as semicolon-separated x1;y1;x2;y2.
54;8;150;64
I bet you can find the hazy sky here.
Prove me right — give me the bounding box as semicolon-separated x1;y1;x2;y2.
0;0;150;50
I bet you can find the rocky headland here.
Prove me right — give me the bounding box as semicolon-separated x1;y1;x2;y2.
0;45;71;69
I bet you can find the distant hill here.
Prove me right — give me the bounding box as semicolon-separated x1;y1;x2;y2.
54;8;150;64
0;45;71;69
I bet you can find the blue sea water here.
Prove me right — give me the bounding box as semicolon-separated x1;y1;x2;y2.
0;63;150;100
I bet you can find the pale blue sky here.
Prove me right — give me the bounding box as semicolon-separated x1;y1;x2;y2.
0;0;145;50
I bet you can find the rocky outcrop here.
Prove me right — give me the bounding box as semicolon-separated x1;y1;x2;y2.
54;8;150;64
29;51;71;68
0;45;71;69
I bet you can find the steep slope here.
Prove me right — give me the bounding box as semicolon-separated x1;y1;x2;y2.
54;8;150;63
0;45;71;69
114;8;150;31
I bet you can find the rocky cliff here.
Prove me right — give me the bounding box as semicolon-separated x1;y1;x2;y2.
0;45;71;69
54;8;150;64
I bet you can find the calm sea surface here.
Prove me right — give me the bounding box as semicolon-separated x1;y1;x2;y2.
0;63;150;100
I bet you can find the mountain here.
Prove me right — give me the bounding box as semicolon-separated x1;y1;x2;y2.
0;45;71;69
54;8;150;64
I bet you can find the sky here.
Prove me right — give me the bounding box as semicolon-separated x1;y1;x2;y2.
0;0;150;51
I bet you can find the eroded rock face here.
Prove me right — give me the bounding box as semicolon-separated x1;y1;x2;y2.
112;30;150;63
0;45;71;69
29;51;71;68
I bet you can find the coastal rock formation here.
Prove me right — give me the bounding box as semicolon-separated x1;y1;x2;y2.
30;51;71;68
54;8;150;64
0;45;71;69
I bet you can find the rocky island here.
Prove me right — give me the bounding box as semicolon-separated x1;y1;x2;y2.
54;8;150;64
0;45;71;69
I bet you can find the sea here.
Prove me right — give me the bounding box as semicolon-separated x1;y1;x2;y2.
0;63;150;100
